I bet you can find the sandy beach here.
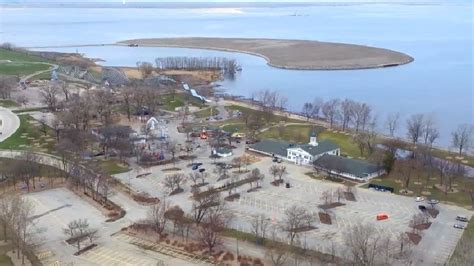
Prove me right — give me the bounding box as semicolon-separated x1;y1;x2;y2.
118;37;414;70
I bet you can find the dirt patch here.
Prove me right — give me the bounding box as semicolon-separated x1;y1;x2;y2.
170;188;184;196
136;172;151;178
427;208;439;218
191;182;209;188
224;193;240;202
410;222;432;230
163;167;181;172
318;202;345;210
270;179;284;186
247;187;261;193
120;37;413;70
132;193;160;205
73;244;98;256
344;192;356;201
319;212;332;225
291;225;317;233
434;184;459;193
406;232;422;245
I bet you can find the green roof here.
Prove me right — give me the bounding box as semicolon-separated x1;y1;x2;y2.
314;154;383;178
297;141;339;156
249;139;292;157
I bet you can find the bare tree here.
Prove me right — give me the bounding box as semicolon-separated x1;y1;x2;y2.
63;219;95;252
0;75;19;99
191;187;220;224
40;86;59;111
251;213;270;244
302;102;313;120
406;114;425;144
147;198;170;237
164;173;186;194
341;99;355;131
269;165;279;181
266;243;289;266
188;172;201;186
344;222;392;266
386;112;400;137
282;205;314;246
409;213;429;234
452;124;473;156
137;61;154;78
197;202;232;252
322;99;340;128
38;114;49;136
311;97;324;118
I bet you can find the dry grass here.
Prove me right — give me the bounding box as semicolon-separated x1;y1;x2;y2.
119;37;413;70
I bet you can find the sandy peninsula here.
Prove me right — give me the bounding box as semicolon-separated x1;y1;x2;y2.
118;37;413;70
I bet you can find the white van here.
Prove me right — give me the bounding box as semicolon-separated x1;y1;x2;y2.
456;215;468;222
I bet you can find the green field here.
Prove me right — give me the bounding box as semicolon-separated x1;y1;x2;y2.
226;105;301;124
258;124;361;158
193;107;220;118
0;48;51;76
0;99;19;108
0;62;50;76
0;115;56;153
96;159;131;175
161;93;206;111
363;172;474;208
449;217;474;265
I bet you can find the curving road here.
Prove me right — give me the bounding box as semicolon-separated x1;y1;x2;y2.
0;107;20;142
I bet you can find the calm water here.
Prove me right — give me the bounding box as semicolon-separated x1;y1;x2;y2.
1;1;473;147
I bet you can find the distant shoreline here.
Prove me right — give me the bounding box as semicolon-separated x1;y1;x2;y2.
118;37;414;71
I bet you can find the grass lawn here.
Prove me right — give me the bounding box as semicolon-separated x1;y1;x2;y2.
226;105;302;124
193;107;219;118
96;159;131;175
162;93;206;111
13;107;48;114
0;48;52;76
0;223;13;266
221;123;246;133
0;62;50;76
0;99;19;108
363;172;474;208
0;48;49;63
27;70;52;81
222;228;337;263
449;217;474;265
0;245;13;266
0;115;56;153
258;124;362;158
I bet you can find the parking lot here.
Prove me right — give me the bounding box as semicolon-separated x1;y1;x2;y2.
24;188;197;266
114;151;471;263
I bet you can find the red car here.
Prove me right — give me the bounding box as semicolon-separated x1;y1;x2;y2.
376;213;389;221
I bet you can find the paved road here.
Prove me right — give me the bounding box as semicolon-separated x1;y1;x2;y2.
0;107;20;142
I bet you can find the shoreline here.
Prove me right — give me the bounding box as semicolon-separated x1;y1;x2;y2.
118;37;414;71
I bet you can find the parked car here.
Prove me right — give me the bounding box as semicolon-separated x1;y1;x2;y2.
418;205;427;211
453;224;465;229
415;196;425;202
428;199;439;204
456;215;469;222
272;157;282;163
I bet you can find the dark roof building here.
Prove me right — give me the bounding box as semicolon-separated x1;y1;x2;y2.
248;132;340;165
314;154;385;181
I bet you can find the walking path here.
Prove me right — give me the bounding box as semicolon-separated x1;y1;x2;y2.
0;107;20;142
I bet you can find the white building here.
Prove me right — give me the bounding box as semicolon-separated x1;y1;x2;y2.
249;132;340;165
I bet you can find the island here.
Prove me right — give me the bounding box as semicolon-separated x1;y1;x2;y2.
118;37;414;70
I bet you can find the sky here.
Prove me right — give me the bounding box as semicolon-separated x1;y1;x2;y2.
0;0;451;3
